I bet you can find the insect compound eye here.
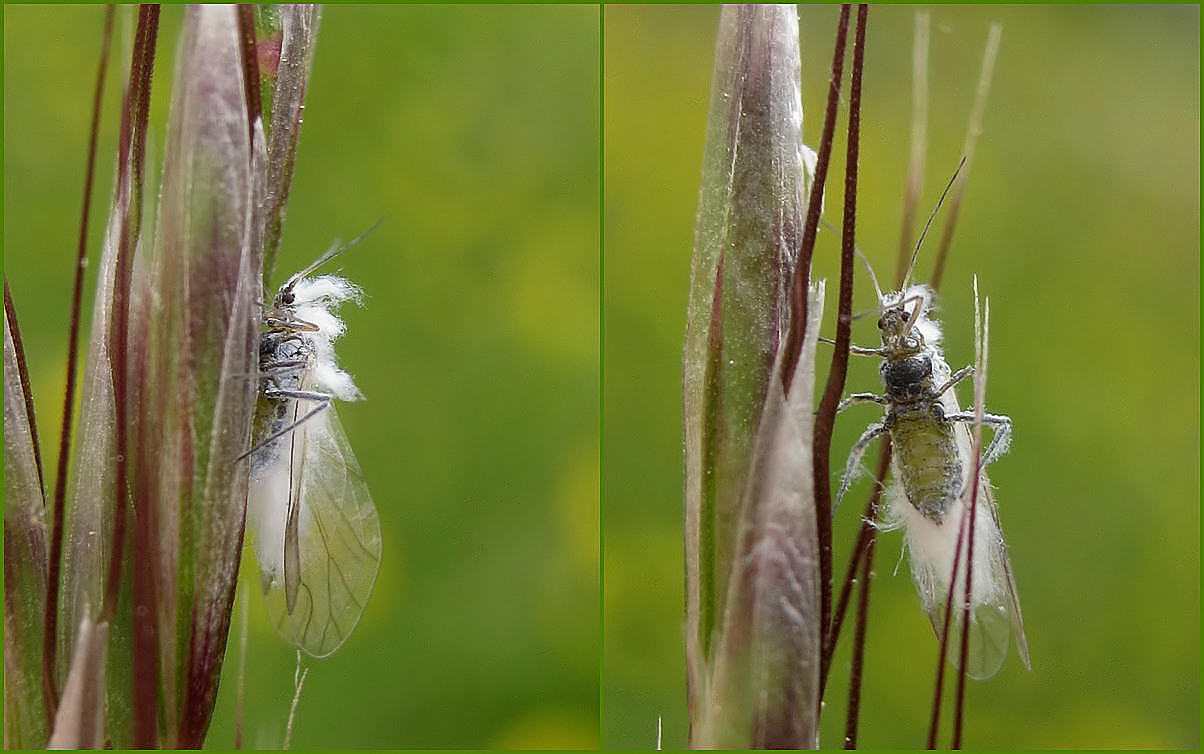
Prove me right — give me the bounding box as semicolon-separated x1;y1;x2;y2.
878;307;906;337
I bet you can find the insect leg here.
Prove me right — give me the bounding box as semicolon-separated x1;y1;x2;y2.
260;358;309;376
263;388;333;440
898;292;927;338
818;335;883;357
947;411;1012;465
264;313;320;333
236;389;333;461
264;387;332;402
835;419;888;516
933;365;973;398
838;392;888;413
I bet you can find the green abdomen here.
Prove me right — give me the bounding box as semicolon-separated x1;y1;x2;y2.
890;411;963;523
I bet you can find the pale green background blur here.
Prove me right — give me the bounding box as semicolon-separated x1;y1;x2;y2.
604;4;1198;750
4;5;598;749
4;4;1200;751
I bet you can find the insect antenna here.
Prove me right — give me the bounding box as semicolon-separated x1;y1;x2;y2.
832;249;888;332
281;219;382;293
819;217;885;306
899;155;967;292
815;220;884;336
854;246;885;303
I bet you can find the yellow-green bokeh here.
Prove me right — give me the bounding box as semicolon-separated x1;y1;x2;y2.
4;6;598;748
603;5;1198;749
5;3;1200;750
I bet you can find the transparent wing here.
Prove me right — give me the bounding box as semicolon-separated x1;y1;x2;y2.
961;476;1029;679
904;476;1028;680
257;401;382;658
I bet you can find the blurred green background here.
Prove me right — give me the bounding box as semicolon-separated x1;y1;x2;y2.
604;5;1198;750
4;5;598;749
5;4;1200;751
